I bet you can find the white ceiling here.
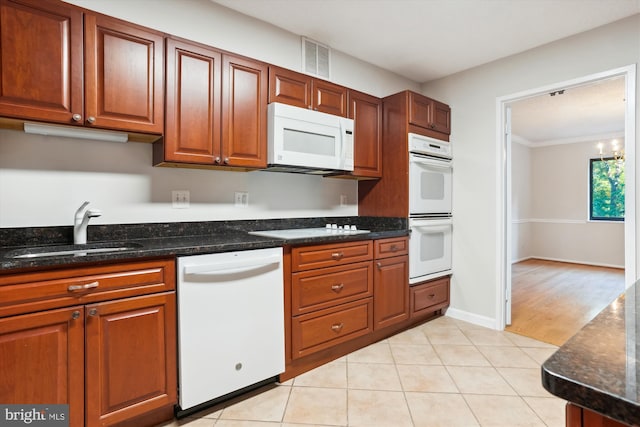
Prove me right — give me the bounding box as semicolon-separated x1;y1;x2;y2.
211;0;640;83
510;76;626;145
211;0;637;143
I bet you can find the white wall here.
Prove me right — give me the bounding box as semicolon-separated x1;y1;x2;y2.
511;140;625;267
0;0;418;227
423;14;640;324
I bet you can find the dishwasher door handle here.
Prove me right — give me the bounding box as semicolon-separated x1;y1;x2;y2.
183;254;281;276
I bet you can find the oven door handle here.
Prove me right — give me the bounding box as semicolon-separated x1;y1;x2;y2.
410;157;452;169
412;225;452;233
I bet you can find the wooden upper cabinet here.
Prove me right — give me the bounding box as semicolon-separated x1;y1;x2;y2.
313;79;347;116
222;53;268;168
158;43;267;168
0;0;164;134
0;0;83;124
84;13;164;134
431;99;451;134
408;91;451;136
349;90;382;178
162;37;222;165
269;66;311;109
268;65;347;117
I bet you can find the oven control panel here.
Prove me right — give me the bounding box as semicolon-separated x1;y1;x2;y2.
408;133;451;159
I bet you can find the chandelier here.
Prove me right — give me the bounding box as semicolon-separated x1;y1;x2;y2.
598;139;625;162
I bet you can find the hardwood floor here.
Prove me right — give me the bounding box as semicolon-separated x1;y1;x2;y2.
505;258;625;346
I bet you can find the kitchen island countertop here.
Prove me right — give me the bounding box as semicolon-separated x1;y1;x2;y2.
0;216;408;272
541;281;640;426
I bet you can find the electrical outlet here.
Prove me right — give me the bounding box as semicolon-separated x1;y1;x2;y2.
340;194;348;206
234;191;249;207
172;190;190;208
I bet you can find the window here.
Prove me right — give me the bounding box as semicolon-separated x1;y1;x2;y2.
589;157;625;221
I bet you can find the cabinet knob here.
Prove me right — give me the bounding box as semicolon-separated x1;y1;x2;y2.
214;157;221;164
86;116;96;124
376;262;382;269
88;308;98;317
223;157;229;164
71;310;81;320
331;283;344;292
390;244;398;252
331;252;344;260
429;123;436;129
72;113;82;122
331;323;344;332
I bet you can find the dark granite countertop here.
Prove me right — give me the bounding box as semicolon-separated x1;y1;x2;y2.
542;282;640;426
0;216;408;272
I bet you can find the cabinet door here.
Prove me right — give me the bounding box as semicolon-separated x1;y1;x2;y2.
313;79;347;116
349;90;382;178
0;0;83;124
222;54;268;168
373;255;409;330
268;66;311;109
408;91;434;130
432;99;451;135
85;292;176;427
84;13;164;134
0;306;85;427
164;38;222;164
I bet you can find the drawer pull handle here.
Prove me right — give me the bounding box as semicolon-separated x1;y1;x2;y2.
68;281;99;292
331;252;344;260
428;294;436;299
331;283;344;292
331;323;344;332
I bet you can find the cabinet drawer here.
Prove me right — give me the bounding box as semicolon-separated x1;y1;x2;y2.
374;237;408;259
292;261;373;315
410;276;450;319
0;259;175;318
292;298;373;358
292;240;373;271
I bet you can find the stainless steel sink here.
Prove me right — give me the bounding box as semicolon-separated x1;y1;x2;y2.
5;242;143;259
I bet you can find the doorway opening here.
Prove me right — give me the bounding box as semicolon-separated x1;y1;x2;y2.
496;65;637;339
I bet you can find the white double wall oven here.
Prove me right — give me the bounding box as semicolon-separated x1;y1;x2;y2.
408;133;453;284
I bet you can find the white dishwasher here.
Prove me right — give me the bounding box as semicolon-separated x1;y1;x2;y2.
176;247;284;415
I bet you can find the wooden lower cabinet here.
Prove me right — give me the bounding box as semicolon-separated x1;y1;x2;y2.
374;255;409;329
283;237;449;380
292;298;373;358
0;306;85;427
0;259;177;427
373;237;409;329
410;276;450;319
86;292;176;427
566;403;631;427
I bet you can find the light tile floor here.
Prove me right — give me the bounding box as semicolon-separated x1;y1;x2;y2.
163;316;565;427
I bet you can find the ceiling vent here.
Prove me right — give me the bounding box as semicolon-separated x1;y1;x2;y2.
302;37;330;79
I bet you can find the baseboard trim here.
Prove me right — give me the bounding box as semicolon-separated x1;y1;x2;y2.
445;307;498;330
520;256;624;270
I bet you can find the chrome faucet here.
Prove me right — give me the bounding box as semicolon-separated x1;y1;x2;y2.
74;201;102;244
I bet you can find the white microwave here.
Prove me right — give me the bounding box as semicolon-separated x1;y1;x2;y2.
267;102;354;174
